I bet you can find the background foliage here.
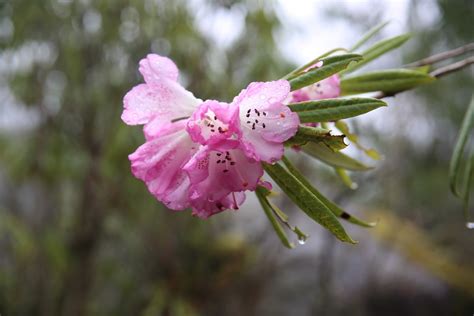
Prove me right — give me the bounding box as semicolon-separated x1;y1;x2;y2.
0;0;472;315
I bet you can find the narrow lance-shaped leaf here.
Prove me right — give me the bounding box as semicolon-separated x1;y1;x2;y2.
256;187;294;249
341;69;435;95
449;95;474;197
281;156;376;228
344;34;411;74
350;21;390;52
289;54;363;91
462;156;474;226
264;162;356;243
289;97;387;123
335;120;381;160
302;142;373;171
283;47;349;80
335;167;358;190
286;125;347;151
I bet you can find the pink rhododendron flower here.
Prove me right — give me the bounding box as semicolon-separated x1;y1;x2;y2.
289;74;340;102
186;99;240;148
232;80;300;163
128;121;198;210
184;146;263;218
123;54;299;218
288;61;341;103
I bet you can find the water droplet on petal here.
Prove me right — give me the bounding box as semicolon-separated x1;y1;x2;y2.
298;238;306;245
268;97;277;104
467;222;474;229
259;94;266;100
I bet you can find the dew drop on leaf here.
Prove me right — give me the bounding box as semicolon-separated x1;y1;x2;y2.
298;239;306;245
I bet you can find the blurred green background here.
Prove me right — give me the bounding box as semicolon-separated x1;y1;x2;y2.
0;0;473;315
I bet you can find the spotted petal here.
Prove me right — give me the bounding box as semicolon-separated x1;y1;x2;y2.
233;80;299;162
186;100;240;148
183;146;263;217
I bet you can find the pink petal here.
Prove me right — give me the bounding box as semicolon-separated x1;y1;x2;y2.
191;192;246;219
139;54;179;84
288;74;341;103
186;100;240;147
129;121;198;210
121;81;200;132
183;146;263;216
233;80;299;162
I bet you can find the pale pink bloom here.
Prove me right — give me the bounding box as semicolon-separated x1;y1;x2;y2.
121;54;201;139
128;121;198;210
186;100;240;148
183;146;263;218
123;55;297;218
290;74;340;102
232;80;300;163
288;61;341;103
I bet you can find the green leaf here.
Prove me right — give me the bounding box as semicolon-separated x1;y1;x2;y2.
286;125;347;151
341;69;435;95
302;142;373;171
256;187;295;249
281;157;376;228
283;47;349;80
350;21;390;52
289;97;387;122
449;95;474;198
264;163;356;243
289;54;363;91
335;120;381;160
335;167;358;190
462;156;473;223
344;34;411;73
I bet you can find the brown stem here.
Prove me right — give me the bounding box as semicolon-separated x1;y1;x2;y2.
429;56;474;78
405;42;474;67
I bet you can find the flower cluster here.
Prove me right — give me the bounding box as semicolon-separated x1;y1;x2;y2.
122;54;306;218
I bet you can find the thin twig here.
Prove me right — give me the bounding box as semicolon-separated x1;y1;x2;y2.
373;56;474;99
430;56;474;78
405;42;474;67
